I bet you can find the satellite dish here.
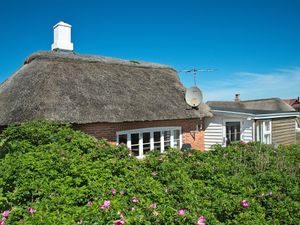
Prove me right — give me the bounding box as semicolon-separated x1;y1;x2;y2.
185;86;203;107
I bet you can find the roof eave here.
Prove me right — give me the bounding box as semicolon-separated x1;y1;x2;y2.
211;109;299;119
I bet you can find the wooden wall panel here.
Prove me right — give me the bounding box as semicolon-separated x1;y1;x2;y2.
272;118;296;145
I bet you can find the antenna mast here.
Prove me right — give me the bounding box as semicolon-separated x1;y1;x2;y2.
179;68;215;86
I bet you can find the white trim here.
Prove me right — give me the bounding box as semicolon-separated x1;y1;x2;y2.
161;131;164;153
170;130;174;148
150;132;154;150
255;120;272;144
117;127;182;135
252;120;256;141
253;114;299;119
139;132;143;158
212;110;299;119
116;127;182;158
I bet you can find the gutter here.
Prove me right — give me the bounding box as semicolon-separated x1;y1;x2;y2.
211;110;299;119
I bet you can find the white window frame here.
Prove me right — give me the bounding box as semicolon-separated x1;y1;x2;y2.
256;120;272;144
116;127;182;158
222;119;243;146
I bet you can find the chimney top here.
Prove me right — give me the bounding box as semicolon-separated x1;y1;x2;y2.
53;21;71;29
51;21;74;51
235;94;240;102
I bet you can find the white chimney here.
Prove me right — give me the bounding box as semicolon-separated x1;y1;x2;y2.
51;21;74;51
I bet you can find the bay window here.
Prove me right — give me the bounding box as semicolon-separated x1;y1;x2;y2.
116;127;182;158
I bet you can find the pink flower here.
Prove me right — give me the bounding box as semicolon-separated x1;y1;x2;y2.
28;207;36;215
87;201;93;207
240;141;246;145
241;200;249;208
0;219;5;225
197;216;206;225
177;209;186;216
2;210;9;219
120;191;125;196
268;191;273;196
149;203;157;209
114;219;125;225
131;197;139;203
100;200;110;209
112;188;117;196
152;171;157;176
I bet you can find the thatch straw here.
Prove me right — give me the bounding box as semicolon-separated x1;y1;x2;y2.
0;51;211;125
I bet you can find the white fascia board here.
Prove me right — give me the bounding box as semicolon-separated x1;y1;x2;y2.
211;110;299;120
211;110;254;118
254;112;299;119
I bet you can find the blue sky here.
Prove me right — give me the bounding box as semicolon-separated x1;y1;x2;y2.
0;0;299;101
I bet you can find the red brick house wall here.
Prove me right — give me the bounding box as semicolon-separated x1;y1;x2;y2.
73;118;205;150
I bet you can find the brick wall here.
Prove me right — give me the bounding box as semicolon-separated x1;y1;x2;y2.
73;118;205;150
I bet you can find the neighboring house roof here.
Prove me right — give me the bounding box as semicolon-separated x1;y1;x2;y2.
208;98;295;111
283;98;300;111
0;51;211;126
207;98;299;119
211;107;295;115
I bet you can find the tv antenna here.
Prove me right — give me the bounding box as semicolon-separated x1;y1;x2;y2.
179;68;215;86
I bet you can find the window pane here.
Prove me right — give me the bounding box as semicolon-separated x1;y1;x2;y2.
143;132;151;154
131;133;139;156
131;145;139;156
164;130;171;141
154;131;160;142
265;121;270;131
174;140;180;148
154;142;161;150
143;132;150;143
154;131;161;150
131;133;139;145
174;130;180;140
118;134;127;144
164;130;171;149
174;130;180;148
226;122;240;144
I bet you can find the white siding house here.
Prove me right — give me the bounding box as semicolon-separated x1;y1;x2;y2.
204;113;253;150
204;98;299;151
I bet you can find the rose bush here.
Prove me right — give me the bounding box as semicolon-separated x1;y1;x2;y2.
0;121;299;224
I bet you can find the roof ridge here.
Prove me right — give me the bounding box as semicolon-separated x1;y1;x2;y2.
24;51;174;70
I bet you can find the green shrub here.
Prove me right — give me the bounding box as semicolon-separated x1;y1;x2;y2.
0;121;299;224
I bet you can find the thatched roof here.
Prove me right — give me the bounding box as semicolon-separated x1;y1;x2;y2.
0;51;211;126
207;98;295;113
